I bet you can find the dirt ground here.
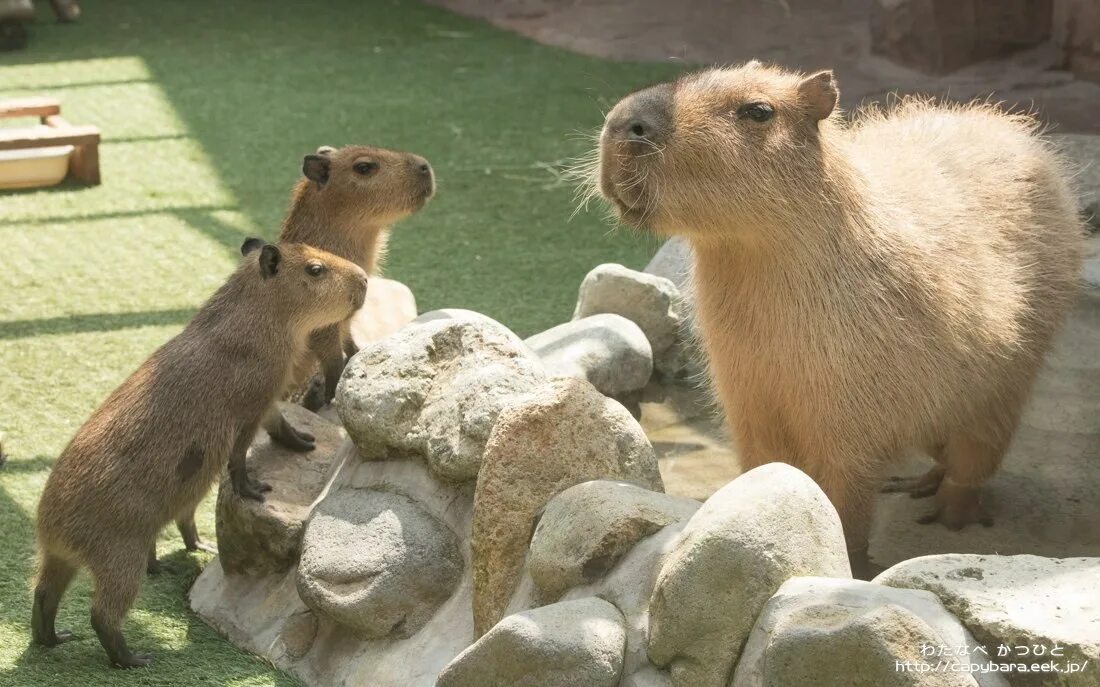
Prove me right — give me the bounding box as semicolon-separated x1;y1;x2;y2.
427;0;1100;133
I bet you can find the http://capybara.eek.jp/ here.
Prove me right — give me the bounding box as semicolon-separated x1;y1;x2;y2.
32;240;368;668
586;61;1084;573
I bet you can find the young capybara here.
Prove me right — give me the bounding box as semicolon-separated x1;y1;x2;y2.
32;239;368;668
282;143;434;405
588;62;1084;572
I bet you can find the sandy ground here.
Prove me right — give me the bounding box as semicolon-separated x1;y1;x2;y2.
426;0;1100;133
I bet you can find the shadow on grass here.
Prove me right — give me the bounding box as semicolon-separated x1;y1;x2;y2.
0;309;196;340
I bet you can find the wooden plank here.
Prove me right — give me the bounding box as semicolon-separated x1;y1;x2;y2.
0;126;100;150
0;97;61;119
70;143;101;185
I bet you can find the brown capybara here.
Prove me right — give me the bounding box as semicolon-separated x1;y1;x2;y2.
282;143;434;405
587;61;1084;573
32;239;368;668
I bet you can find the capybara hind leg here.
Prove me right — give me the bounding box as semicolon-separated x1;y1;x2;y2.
176;512;216;553
816;468;879;580
918;433;1002;530
31;553;77;646
146;544;161;576
882;444;946;498
262;404;315;452
90;551;151;668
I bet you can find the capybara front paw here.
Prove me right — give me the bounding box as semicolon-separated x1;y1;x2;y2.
272;424;315;452
37;629;76;647
882;464;945;499
917;481;993;530
186;538;218;554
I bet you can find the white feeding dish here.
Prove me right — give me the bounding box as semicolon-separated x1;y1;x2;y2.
0;129;73;190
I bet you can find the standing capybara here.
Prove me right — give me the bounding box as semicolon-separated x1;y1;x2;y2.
32;240;367;667
588;62;1084;570
282;143;434;405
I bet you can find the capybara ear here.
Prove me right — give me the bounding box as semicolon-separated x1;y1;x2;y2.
258;243;282;278
316;145;336;155
303;154;331;186
240;237;266;256
797;70;838;122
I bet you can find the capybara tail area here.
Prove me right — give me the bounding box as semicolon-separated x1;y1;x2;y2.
31;551;77;646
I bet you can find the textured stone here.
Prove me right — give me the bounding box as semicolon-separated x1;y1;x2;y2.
296;487;463;639
472;377;663;635
525;313;653;398
337;314;545;482
647;463;851;687
574;263;684;354
644;237;692;293
733;576;1007;687
437;597;627;687
1051;133;1100;233
348;276;418;347
870;0;1054;74
216;403;344;576
875;554;1100;685
528;480;698;602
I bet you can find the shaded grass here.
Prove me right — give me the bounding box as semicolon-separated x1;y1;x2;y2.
0;0;683;685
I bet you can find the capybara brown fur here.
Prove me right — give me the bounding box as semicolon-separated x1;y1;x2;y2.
282;143;434;405
32;240;367;668
589;62;1084;572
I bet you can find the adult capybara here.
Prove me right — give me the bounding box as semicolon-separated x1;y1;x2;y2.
32;240;368;667
588;62;1084;572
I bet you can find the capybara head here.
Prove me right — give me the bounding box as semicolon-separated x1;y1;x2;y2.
593;62;838;237
240;238;368;330
300;144;435;225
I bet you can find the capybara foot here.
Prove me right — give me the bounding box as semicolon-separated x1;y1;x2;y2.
917;480;993;530
112;651;153;669
35;629;76;647
270;419;315;452
882;464;945;499
186;538;218;554
146;558;163;575
234;474;272;502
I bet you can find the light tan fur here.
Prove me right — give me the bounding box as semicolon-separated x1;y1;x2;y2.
587;62;1084;569
32;241;368;668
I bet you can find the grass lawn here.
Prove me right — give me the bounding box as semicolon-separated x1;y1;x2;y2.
0;1;682;684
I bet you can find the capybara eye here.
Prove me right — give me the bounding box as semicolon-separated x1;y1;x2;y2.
737;102;774;122
306;262;325;277
353;161;379;176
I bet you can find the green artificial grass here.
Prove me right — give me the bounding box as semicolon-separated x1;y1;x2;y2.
0;1;683;684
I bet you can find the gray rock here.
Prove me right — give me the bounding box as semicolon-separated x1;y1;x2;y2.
573;263;685;355
528;480;699;602
436;597;627;687
733;576;1008;687
216;403;344;576
875;554;1100;686
472;377;663;635
644;237;693;293
1051;133;1100;232
524;313;653;398
337;314;546;482
296;487;463;639
647;463;852;687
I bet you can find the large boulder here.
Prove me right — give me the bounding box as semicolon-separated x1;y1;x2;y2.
647;463;852;687
875;554;1100;685
733;576;1007;687
348;277;418;347
471;377;663;635
644;237;692;293
336;314;546;482
295;487;463;639
437;597;627;687
527;480;699;602
524;313;653;399
870;0;1054;74
643;240;702;380
573;263;684;356
216;403;344;576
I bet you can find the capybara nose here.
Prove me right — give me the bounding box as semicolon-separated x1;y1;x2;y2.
605;83;673;145
418;163;431;175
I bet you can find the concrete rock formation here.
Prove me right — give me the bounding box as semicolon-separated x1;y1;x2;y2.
525;313;654;399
